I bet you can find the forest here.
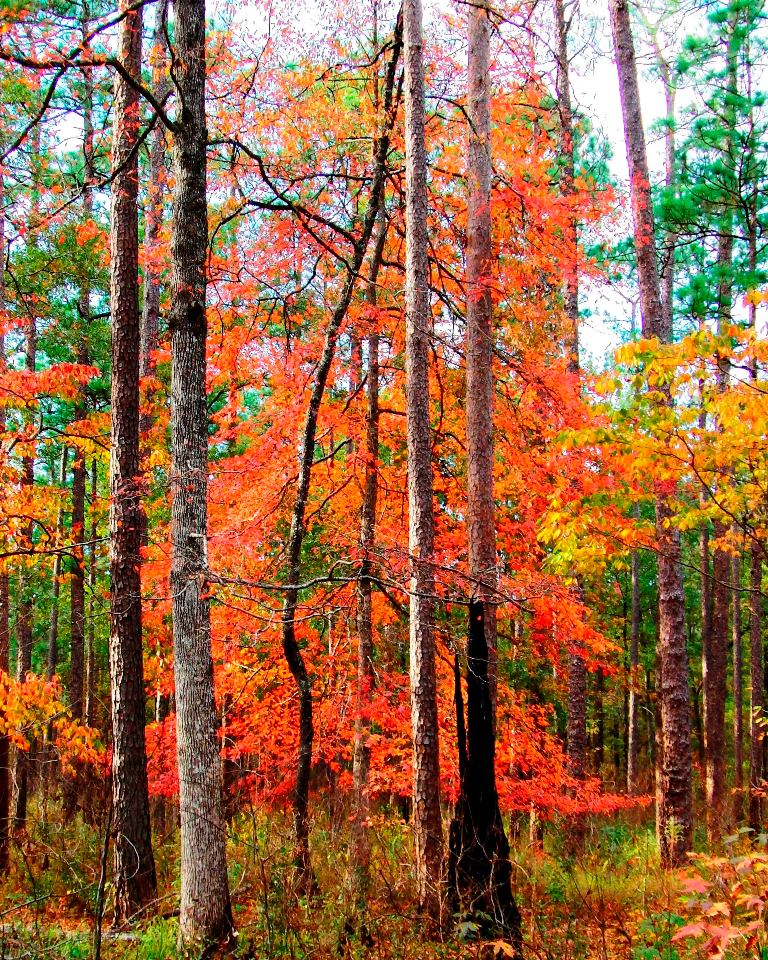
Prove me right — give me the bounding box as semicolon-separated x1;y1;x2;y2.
0;0;765;954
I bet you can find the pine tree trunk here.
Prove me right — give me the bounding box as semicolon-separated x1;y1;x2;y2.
169;0;234;946
140;0;169;386
403;0;443;922
108;0;157;922
610;0;692;865
732;551;743;820
466;0;497;704
627;542;640;793
749;542;764;830
0;177;10;871
47;447;68;683
14;301;36;831
86;459;97;728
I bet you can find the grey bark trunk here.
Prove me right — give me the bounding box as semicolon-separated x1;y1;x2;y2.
610;0;692;865
169;0;233;946
403;0;443;922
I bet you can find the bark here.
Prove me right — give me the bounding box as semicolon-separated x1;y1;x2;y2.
108;0;157;921
749;542;764;830
47;446;69;735
348;211;388;901
14;287;36;831
140;0;170;384
627;541;640;794
86;459;97;728
448;604;522;953
705;524;729;830
610;0;692;865
466;0;497;704
732;550;743;820
169;0;233;946
404;0;443;922
278;23;401;891
0;176;10;871
555;0;589;793
69;446;86;720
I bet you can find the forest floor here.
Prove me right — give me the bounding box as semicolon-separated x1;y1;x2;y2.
0;805;742;959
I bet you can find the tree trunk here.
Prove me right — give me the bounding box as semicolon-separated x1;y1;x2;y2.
108;0;157;922
14;295;36;831
140;0;170;386
610;0;692;865
169;0;233;946
348;210;388;902
749;542;764;830
0;176;10;871
627;540;640;794
732;550;743;820
86;459;97;728
70;447;86;720
47;447;69;683
403;0;443;923
448;604;522;952
555;0;589;795
466;0;497;706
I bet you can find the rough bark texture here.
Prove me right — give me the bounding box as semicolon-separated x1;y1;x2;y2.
706;521;729;837
466;0;497;704
0;177;10;870
610;0;692;865
749;542;764;830
732;551;743;819
349;211;388;901
86;460;97;728
448;604;522;954
140;0;169;385
169;0;234;946
47;447;69;682
14;297;36;830
69;447;86;720
555;0;588;792
108;0;157;922
404;0;443;922
627;543;640;794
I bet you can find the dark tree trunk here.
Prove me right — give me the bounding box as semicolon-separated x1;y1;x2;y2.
0;183;10;870
140;0;169;387
627;541;640;793
732;551;743;820
349;210;388;901
610;0;692;865
749;543;764;830
448;604;522;954
69;447;86;720
108;0;157;922
47;447;69;683
86;459;97;728
14;300;36;831
403;0;443;923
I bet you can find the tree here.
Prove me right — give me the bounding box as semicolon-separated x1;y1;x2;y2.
108;0;157;921
403;0;443;923
610;0;693;866
168;0;233;946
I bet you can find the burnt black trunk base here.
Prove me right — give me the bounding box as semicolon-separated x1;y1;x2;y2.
448;601;522;955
